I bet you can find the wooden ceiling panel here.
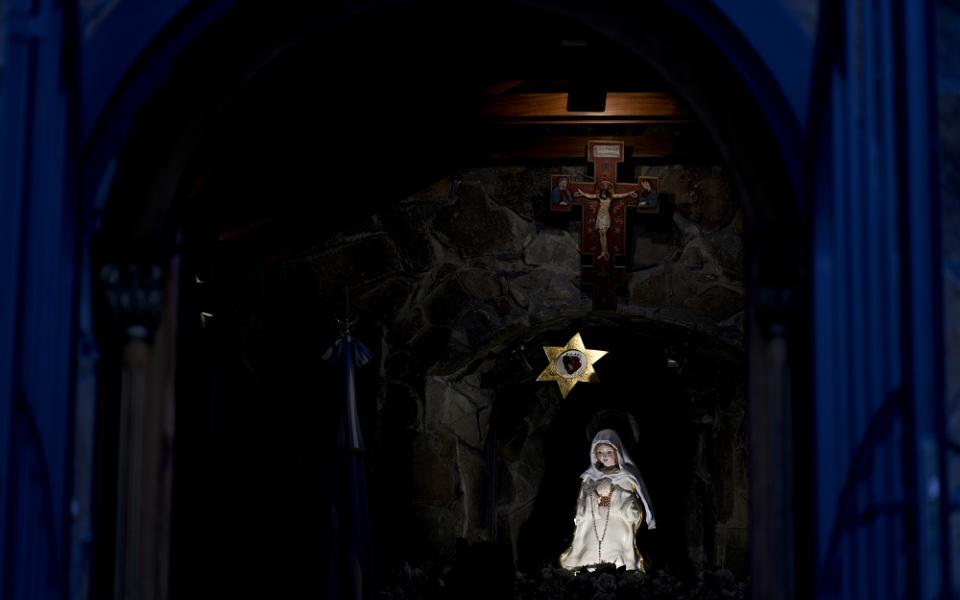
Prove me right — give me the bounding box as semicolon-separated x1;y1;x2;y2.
481;92;687;124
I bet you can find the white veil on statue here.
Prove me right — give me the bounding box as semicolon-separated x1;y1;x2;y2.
581;428;656;529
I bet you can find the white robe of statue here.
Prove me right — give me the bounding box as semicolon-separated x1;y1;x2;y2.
559;429;655;572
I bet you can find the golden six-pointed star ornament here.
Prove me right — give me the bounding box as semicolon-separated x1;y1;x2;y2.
536;332;608;398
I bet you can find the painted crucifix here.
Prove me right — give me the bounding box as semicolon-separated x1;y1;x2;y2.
549;140;660;310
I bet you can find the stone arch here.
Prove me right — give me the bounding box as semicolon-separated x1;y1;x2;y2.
85;0;804;595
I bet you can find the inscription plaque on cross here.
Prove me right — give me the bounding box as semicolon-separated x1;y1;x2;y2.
549;140;660;310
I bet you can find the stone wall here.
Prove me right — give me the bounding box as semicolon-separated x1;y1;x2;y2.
273;163;747;575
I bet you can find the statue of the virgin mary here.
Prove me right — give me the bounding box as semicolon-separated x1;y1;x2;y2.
559;428;655;571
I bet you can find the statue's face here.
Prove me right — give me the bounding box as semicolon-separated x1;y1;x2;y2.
595;444;618;467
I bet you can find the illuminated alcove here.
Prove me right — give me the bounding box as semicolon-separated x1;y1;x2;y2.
367;317;748;578
87;1;801;598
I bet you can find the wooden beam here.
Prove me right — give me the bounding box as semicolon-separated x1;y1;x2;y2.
480;134;677;160
481;92;687;121
481;118;690;126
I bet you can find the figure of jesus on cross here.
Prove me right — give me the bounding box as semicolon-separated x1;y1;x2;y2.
549;141;660;310
574;181;638;262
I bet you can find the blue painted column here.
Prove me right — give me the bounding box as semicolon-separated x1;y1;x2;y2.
899;0;947;595
0;0;79;598
809;0;945;598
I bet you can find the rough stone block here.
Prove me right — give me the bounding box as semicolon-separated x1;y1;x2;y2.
433;182;529;257
705;219;745;282
523;230;580;271
689;286;746;322
628;266;667;308
661;165;737;234
632;231;679;270
457;268;503;299
299;234;404;297
380;202;439;272
424;377;493;450
411;433;458;506
508;269;585;310
356;276;416;322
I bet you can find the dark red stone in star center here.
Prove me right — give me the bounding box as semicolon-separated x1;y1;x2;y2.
562;355;582;374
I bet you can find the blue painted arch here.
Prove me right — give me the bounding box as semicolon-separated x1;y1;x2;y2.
78;1;810;598
80;0;808;226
